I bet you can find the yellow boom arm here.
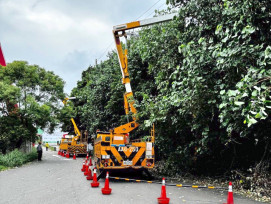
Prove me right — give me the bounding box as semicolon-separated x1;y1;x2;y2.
112;14;175;134
62;97;81;137
71;118;81;137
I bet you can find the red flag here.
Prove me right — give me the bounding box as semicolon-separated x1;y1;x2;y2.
0;43;6;66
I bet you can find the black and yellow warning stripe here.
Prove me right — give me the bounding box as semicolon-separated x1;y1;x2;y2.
104;146;147;167
108;176;226;190
68;146;87;153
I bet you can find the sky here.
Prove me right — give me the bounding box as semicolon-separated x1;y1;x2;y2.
0;0;168;94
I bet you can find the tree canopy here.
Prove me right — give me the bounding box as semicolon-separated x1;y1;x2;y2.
64;0;271;175
0;61;65;153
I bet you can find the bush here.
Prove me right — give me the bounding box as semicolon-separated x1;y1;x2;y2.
0;148;38;169
0;149;25;167
25;148;38;162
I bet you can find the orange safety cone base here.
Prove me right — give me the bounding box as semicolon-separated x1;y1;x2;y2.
158;197;170;204
223;194;234;204
91;182;100;187
102;188;112;195
66;154;70;158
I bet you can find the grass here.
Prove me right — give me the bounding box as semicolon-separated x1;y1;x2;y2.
0;148;38;171
0;165;8;171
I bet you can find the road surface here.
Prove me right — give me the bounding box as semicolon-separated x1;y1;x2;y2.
0;147;264;204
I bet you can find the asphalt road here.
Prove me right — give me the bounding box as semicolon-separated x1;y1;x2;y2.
0;147;264;204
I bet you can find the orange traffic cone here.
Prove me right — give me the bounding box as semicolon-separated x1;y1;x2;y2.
66;152;70;158
86;166;93;180
58;150;61;155
224;182;234;204
86;153;89;160
81;161;86;172
84;162;90;176
101;172;112;195
73;153;76;160
157;178;170;204
91;168;100;187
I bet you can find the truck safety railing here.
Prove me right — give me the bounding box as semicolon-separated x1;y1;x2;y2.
131;136;154;143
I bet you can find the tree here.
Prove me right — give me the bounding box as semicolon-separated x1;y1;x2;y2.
0;61;65;153
66;0;271;174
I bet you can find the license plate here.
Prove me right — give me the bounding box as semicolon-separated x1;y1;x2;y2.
123;160;133;165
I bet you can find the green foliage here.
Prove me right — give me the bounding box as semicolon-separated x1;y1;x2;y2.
0;165;8;171
0;149;37;169
26;148;38;161
0;61;65;153
64;52;126;135
0;116;36;152
57;99;76;134
65;0;271;174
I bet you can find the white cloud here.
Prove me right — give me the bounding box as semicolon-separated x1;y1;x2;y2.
0;0;167;93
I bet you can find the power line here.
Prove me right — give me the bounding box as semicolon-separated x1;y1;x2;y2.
95;0;165;63
146;2;167;18
136;0;162;20
97;41;114;61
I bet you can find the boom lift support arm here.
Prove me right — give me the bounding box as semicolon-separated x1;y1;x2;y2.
112;13;175;135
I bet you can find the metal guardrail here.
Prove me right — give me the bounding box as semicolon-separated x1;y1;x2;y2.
109;176;226;190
